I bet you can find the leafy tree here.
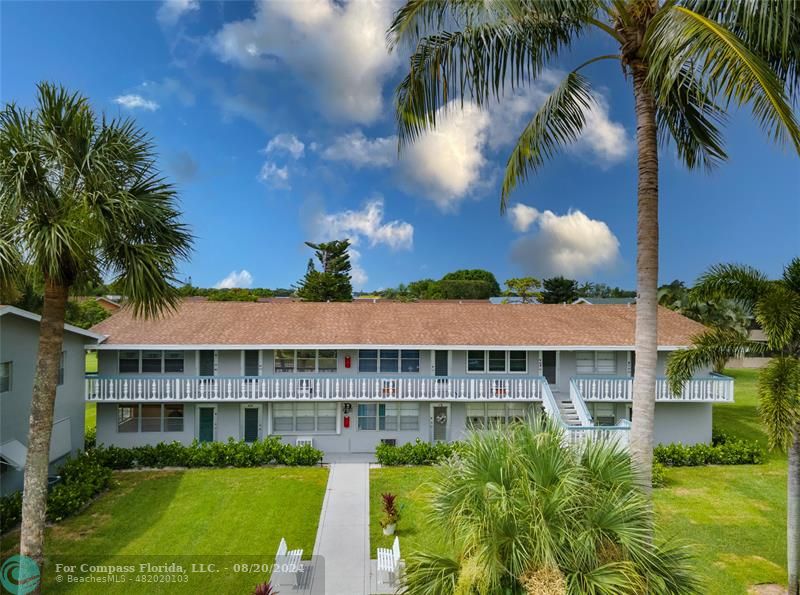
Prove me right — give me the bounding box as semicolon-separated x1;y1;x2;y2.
666;259;800;593
66;299;111;329
296;240;353;302
388;0;800;487
401;418;699;594
437;279;495;299
440;269;501;295
578;282;636;298
0;83;191;579
540;276;580;304
503;277;541;303
659;279;752;370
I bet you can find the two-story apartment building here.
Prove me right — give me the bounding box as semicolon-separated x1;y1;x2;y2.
0;305;103;495
86;301;734;453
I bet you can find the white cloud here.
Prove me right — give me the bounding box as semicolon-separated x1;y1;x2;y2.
214;269;254;289
315;197;414;251
265;133;305;159
303;196;415;289
510;206;621;278
509;203;540;233
113;94;159;111
320;101;491;211
258;162;290;189
401;102;491;210
213;0;399;123
578;95;630;164
157;0;199;26
321;131;395;167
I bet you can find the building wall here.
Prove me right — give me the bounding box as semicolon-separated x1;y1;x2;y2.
0;315;88;495
654;403;712;445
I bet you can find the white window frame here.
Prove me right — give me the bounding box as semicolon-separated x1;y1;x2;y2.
465;402;530;429
358;349;420;374
58;351;65;386
117;403;185;433
466;350;528;374
575;351;618;375
0;361;11;393
356;402;420;431
273;349;339;374
269;402;340;434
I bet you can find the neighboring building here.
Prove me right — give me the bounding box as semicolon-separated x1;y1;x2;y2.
86;301;733;454
573;297;636;305
489;297;539;304
0;306;104;495
727;327;771;369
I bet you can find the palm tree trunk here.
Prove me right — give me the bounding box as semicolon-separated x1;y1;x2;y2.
789;424;800;595
629;62;660;492
19;278;69;591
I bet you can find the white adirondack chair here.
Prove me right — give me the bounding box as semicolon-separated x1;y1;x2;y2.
377;536;401;585
274;537;304;587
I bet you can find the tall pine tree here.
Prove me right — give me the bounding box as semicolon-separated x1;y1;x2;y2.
296;240;353;301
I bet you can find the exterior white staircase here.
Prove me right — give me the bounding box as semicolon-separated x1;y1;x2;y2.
556;398;582;427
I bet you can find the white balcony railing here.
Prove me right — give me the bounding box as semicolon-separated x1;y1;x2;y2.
85;375;548;402
572;373;734;403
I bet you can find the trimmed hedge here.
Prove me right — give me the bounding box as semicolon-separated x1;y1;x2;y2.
654;439;765;467
0;450;113;533
375;439;463;466
93;437;323;470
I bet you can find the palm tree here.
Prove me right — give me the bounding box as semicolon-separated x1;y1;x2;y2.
401;418;700;594
0;83;192;580
667;258;800;594
388;0;800;488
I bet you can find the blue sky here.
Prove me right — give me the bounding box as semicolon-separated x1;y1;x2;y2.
3;1;798;291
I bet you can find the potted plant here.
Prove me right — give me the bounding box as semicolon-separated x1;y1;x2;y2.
379;492;400;536
252;581;277;595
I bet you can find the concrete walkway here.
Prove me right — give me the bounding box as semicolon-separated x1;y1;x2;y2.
311;462;371;595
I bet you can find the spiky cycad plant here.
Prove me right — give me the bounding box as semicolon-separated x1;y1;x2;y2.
388;0;800;490
667;258;800;593
0;83;192;587
400;418;700;594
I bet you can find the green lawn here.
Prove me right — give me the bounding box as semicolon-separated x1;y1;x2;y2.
370;369;788;593
2;467;328;593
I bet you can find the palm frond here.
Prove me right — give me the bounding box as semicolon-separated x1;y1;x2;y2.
655;65;728;170
666;328;765;394
646;6;800;153
393;3;593;145
754;283;800;351
782;257;800;295
500;70;594;207
690;262;770;306
758;356;800;450
681;0;800;100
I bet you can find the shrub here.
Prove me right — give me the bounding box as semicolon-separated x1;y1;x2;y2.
652;462;667;488
47;451;113;521
92;437;323;470
1;450;114;533
84;427;97;450
375;439;462;466
0;491;22;534
654;439;765;467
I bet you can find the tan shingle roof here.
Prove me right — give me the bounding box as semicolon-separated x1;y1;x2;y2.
90;301;705;347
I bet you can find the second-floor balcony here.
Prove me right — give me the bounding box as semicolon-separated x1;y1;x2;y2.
572;373;734;403
85;375;549;402
85;373;734;404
